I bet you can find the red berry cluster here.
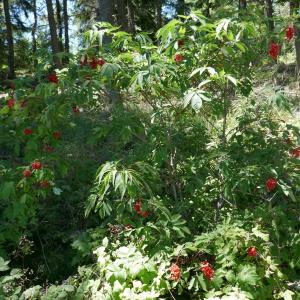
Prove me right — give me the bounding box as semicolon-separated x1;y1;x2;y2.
247;246;257;257
133;200;150;218
174;53;183;63
170;263;181;281
268;43;280;60
7;98;15;109
48;72;59;84
53;131;61;140
268;25;295;60
23;161;50;189
23;128;33;135
80;56;105;69
291;147;300;158
286;25;295;42
200;261;214;280
72;105;80;113
265;177;277;192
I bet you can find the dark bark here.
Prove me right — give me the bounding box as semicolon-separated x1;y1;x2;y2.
116;0;128;32
205;0;211;18
177;0;185;15
239;0;247;10
63;0;69;54
266;0;274;32
156;0;163;29
291;1;300;71
56;0;64;51
97;0;114;44
3;0;15;78
46;0;60;62
127;0;135;34
97;0;114;23
32;0;38;66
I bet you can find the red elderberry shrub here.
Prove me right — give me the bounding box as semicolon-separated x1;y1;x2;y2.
291;147;300;158
48;72;59;84
134;200;142;213
174;53;183;63
72;106;80;113
23;169;32;177
31;161;42;170
170;264;181;281
286;25;294;42
265;177;277;192
53;131;61;140
40;180;50;189
7;98;15;109
200;261;214;280
247;246;257;257
268;43;280;60
23;128;33;135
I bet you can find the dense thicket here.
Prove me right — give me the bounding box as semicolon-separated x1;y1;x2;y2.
0;1;300;299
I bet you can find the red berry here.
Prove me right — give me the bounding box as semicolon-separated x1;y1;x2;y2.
134;200;142;213
268;43;280;60
7;98;15;109
247;246;257;257
31;161;42;170
90;57;98;69
53;131;61;140
23;169;32;177
48;72;59;84
174;53;183;62
98;58;105;66
265;177;277;192
200;261;214;280
23;128;33;135
291;147;300;158
286;25;294;42
72;106;80;113
170;264;181;281
40;180;50;188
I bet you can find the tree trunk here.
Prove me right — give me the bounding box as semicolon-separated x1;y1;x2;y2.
32;0;38;66
239;0;247;10
3;0;15;79
97;0;114;23
177;0;185;15
97;0;114;44
46;0;60;63
127;0;135;34
116;0;128;32
266;0;274;32
291;1;300;72
63;0;69;54
56;0;64;52
156;0;163;29
205;0;211;17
